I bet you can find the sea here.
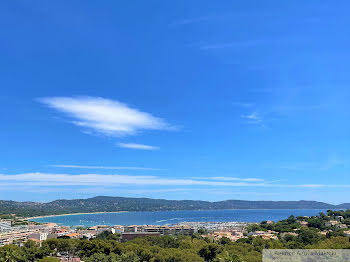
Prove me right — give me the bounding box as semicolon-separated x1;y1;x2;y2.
30;209;326;227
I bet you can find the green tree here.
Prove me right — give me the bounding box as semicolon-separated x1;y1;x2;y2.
0;245;25;262
307;218;324;230
297;228;321;245
219;237;231;246
287;215;296;224
198;244;223;261
217;251;242;262
22;240;41;262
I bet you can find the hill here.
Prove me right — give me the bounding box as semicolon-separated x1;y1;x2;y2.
0;196;348;217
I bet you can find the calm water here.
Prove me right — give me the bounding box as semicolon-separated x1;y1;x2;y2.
30;209;326;227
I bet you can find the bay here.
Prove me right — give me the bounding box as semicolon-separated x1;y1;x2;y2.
30;209;326;227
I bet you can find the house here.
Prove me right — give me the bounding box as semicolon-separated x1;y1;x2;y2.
65;233;80;239
325;220;340;227
297;221;308;226
335;216;344;222
344;230;350;237
248;230;278;240
210;231;245;242
280;232;298;238
336;224;348;229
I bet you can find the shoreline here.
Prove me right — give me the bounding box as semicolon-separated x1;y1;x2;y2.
27;211;128;220
26;208;327;222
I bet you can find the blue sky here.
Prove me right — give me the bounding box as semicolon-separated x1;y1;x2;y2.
0;1;349;203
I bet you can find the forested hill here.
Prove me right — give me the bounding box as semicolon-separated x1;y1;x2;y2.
0;196;349;217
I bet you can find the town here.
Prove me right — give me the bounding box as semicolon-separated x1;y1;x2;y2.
1;210;350;261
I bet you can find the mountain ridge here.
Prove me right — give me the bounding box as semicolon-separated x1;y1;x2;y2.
0;196;348;217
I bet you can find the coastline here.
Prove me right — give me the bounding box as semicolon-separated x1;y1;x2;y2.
27;211;128;221
26;208;327;221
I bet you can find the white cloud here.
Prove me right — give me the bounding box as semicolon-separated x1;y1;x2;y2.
209;177;265;182
241;111;263;124
117;143;160;150
0;173;348;188
0;173;268;187
197;177;264;182
39;96;172;137
49;165;164;171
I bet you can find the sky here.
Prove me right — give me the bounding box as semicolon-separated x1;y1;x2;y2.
0;1;349;203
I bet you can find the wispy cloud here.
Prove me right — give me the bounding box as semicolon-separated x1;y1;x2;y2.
0;173;266;187
241;111;264;124
38;96;173;137
0;173;348;189
201;177;264;182
49;165;164;171
117;143;160;150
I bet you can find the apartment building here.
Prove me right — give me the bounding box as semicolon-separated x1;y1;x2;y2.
0;220;12;232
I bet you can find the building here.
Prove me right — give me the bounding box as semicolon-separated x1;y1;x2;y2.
124;225;139;232
113;225;124;233
325;220;340;227
29;232;48;241
0;220;12;232
65;233;81;239
344;230;350;237
297;221;308;226
280;232;298;238
335;216;344;222
0;228;36;246
210;231;245;242
248;230;278;240
143;225;195;235
336;224;347;229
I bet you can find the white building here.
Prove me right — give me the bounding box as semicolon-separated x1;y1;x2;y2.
0;220;12;232
28;232;48;241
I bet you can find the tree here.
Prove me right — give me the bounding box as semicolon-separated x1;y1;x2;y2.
287;215;296;224
198;228;207;235
219;237;231;246
198;244;223;261
311;236;350;249
343;218;350;226
307;218;324;230
23;240;41;262
297;228;321;245
217;251;242;262
0;245;25;262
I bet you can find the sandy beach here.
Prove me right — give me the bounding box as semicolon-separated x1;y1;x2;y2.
27;211;128;220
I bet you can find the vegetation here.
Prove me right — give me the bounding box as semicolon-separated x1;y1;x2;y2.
1;210;350;261
1;197;350;217
1;232;350;262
